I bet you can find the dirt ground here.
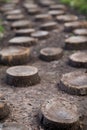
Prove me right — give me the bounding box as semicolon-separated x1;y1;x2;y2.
0;0;87;130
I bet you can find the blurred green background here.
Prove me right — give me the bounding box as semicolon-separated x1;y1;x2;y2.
61;0;87;13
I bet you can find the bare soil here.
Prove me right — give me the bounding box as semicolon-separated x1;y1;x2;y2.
0;0;87;130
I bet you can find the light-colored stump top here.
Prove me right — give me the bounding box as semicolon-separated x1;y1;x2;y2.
15;28;35;35
41;97;79;124
6;14;24;21
40;22;57;30
9;37;37;44
61;71;87;89
24;3;38;9
48;10;65;16
1;4;15;12
11;20;31;28
56;15;78;22
28;8;41;14
69;51;87;63
39;0;55;7
49;4;67;10
40;47;63;56
65;36;87;44
31;31;49;39
35;14;52;21
5;9;22;15
73;29;87;36
6;66;38;77
64;21;87;30
0;46;30;56
2;123;30;130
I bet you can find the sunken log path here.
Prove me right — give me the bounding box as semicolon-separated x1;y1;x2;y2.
0;0;87;130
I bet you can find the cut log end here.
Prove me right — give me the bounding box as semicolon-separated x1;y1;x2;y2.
40;98;80;130
56;15;78;23
59;71;87;95
6;66;40;87
40;22;58;31
31;31;49;40
69;51;87;68
0;46;30;65
65;36;87;50
9;37;38;47
40;47;63;61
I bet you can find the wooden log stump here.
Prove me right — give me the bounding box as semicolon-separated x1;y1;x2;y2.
49;4;67;11
35;14;52;22
39;0;55;7
11;20;32;30
40;22;58;30
2;123;31;130
4;9;22;16
73;29;87;36
40;47;63;61
69;51;87;68
40;97;80;130
15;28;35;36
6;66;40;87
28;8;41;15
56;15;78;23
9;37;38;47
0;46;30;65
64;21;87;32
59;71;87;95
31;31;49;40
6;14;24;22
0;101;9;120
48;10;65;17
23;3;38;9
0;4;15;12
65;36;87;50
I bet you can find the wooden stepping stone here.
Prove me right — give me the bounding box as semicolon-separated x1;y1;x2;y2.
40;22;58;30
69;51;87;68
40;97;80;130
2;123;30;130
31;31;49;40
4;9;22;15
28;8;41;15
49;4;67;10
15;28;35;36
39;0;55;7
56;15;78;23
65;36;87;50
35;14;52;22
48;10;65;17
0;101;9;120
40;47;63;61
9;37;38;47
64;21;87;32
1;4;15;12
0;46;30;65
73;28;87;36
6;66;40;86
23;3;38;9
59;71;87;95
11;20;32;29
6;14;24;22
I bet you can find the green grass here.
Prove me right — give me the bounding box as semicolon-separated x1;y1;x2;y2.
61;0;87;14
0;0;10;3
0;25;4;33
